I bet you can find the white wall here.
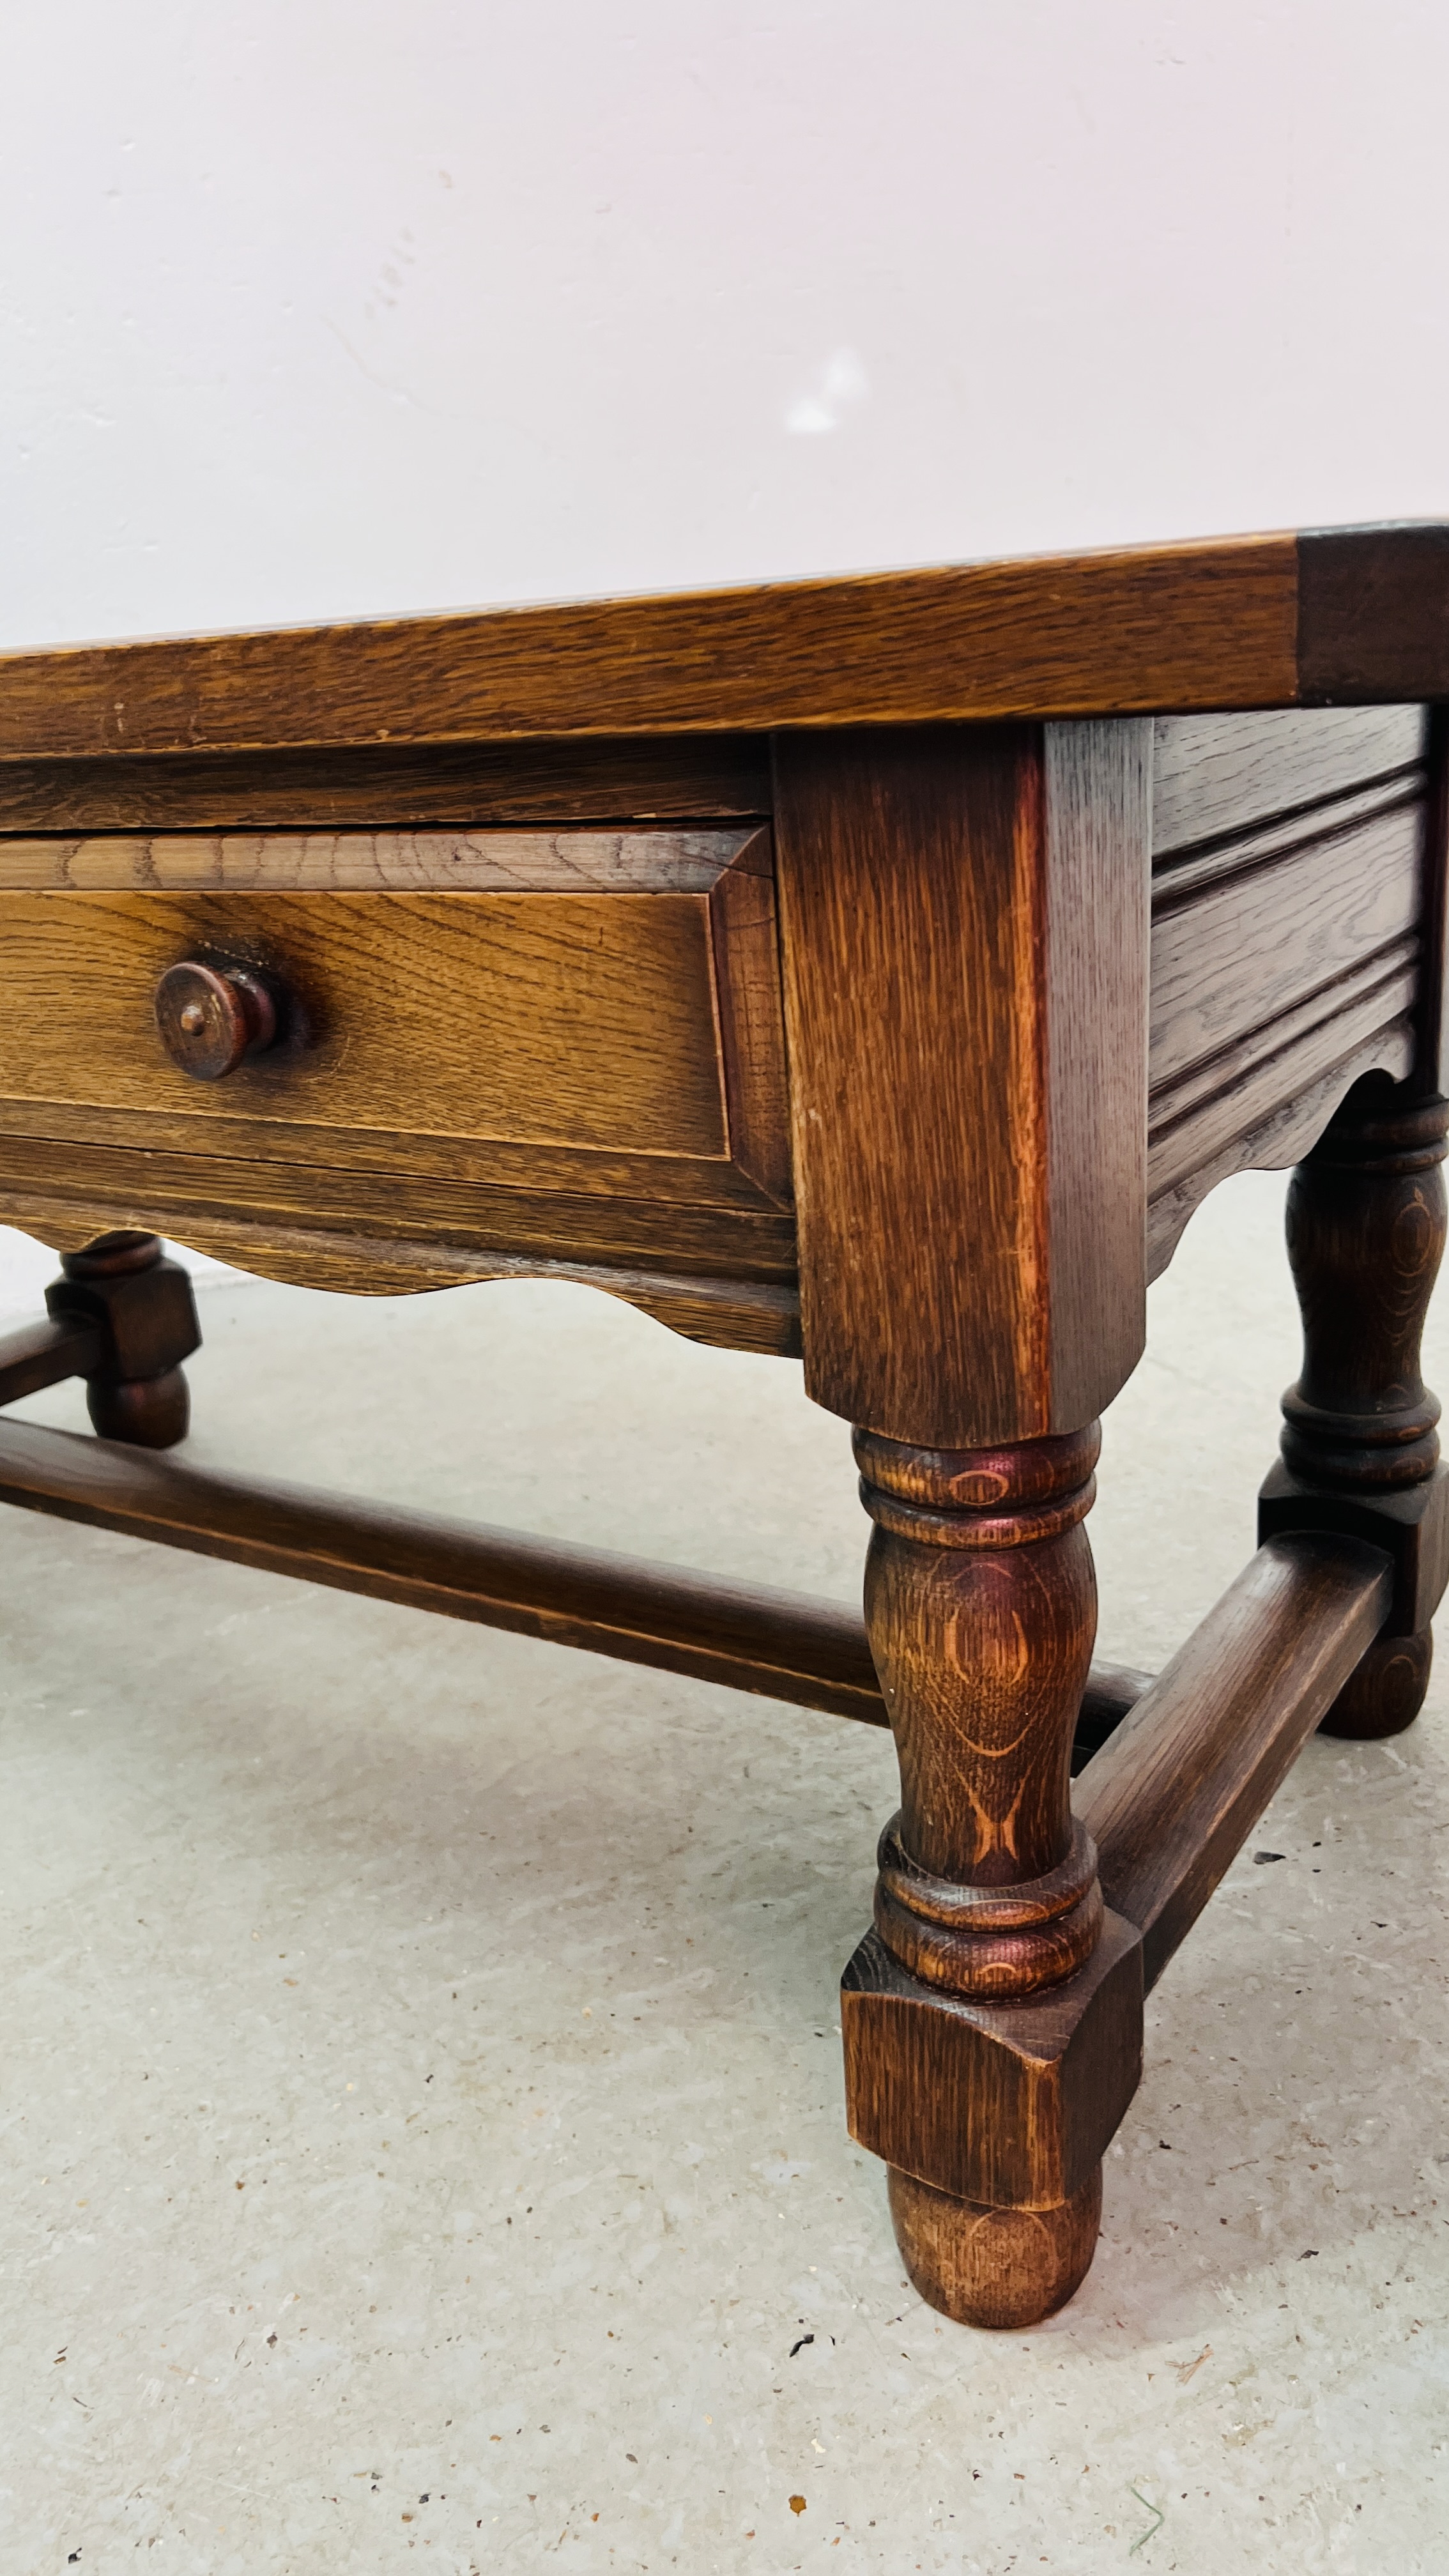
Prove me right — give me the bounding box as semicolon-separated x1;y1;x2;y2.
6;0;1449;653
2;3;1445;1310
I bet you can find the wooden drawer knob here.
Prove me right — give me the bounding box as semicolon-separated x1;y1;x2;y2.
155;960;279;1081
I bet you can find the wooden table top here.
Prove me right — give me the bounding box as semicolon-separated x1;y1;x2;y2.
2;523;1447;762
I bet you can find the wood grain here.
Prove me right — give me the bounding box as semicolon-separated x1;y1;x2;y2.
887;2161;1102;2329
1419;709;1449;1092
0;1092;784;1206
707;831;793;1206
1299;525;1449;703
1045;723;1153;1423
1147;1016;1418;1276
774;723;1149;1448
840;1909;1143;2212
0;1376;1066;1847
1144;735;1431;1261
0;736;774;832
0;1402;1147;1745
0;537;1297;757
0;888;731;1158
1076;1533;1392;1990
0;825;754;894
0;1131;798;1284
1149;795;1423;1093
1151;706;1427;857
8;526;1449;763
0;847;802;1336
0;1312;102;1405
857;1424;1104;2000
0;1414;884;1712
1151;770;1425;906
1149;935;1418;1151
0;832;795;1288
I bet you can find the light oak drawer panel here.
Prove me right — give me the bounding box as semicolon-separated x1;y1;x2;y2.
0;887;730;1159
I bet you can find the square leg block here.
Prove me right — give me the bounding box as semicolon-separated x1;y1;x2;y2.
841;1907;1144;2211
1259;1459;1449;1636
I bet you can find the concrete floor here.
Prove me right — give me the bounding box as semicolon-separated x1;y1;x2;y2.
1;1174;1446;2573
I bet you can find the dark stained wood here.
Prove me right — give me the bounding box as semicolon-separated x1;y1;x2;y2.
0;1182;799;1360
857;1425;1104;1999
45;1230;200;1448
1149;941;1418;1198
0;1312;102;1405
0;1381;1139;1761
5;526;1449;768
1070;1659;1152;1770
1044;724;1154;1410
1145;735;1432;1268
1279;1089;1448;1489
0;824;754;893
0;737;774;832
1418;709;1449;1094
0;539;1298;758
0;1414;874;1711
1147;1013;1418;1279
707;831;793;1207
1151;769;1425;906
1299;525;1449;703
0;1409;1143;1740
1149;794;1423;1101
1077;1533;1392;1990
840;1910;1142;2214
155;960;279;1081
1259;1085;1449;1736
774;723;1151;1448
1151;706;1427;857
887;2159;1102;2330
4;517;1447;2343
843;1421;1132;2330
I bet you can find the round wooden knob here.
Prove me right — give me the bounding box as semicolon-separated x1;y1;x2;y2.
155;960;279;1081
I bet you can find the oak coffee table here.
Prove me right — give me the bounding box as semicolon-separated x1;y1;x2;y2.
1;523;1445;2330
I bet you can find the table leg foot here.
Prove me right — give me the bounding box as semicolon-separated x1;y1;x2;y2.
1317;1625;1432;1738
45;1232;201;1453
888;2161;1102;2330
84;1363;190;1448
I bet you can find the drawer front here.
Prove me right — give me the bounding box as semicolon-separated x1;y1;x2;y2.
0;825;790;1190
0;885;728;1157
0;827;797;1342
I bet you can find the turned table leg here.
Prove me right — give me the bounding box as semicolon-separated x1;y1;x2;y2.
773;723;1151;2331
1261;1085;1449;1739
843;1425;1141;2329
44;1231;201;1449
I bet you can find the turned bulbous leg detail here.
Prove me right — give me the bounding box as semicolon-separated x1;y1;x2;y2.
843;1423;1142;2331
1261;1085;1449;1740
